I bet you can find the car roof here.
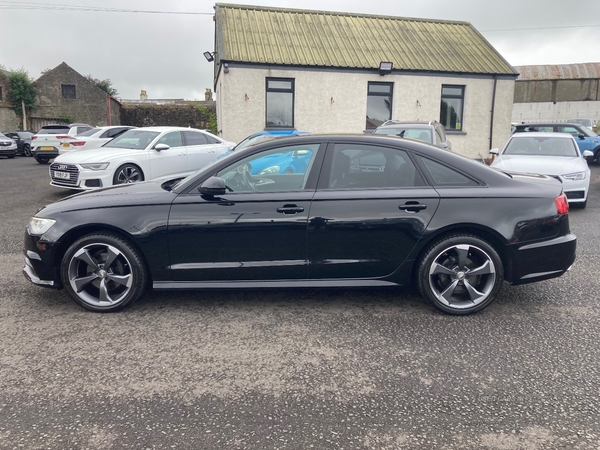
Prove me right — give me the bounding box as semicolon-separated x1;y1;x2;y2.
515;122;583;127
377;121;439;128
131;126;205;132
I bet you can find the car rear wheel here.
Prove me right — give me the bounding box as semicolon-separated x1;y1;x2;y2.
35;156;49;164
417;234;504;315
113;164;144;185
61;233;148;312
23;144;32;157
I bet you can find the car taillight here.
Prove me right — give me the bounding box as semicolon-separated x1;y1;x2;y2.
71;141;85;146
31;136;37;140
56;135;72;139
555;193;569;215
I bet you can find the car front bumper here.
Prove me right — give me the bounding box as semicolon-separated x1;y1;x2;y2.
22;233;62;289
49;163;112;190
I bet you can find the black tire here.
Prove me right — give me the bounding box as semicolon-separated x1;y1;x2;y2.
61;233;148;312
571;199;587;209
8;154;15;159
113;164;144;185
23;144;32;157
35;157;49;164
417;234;504;315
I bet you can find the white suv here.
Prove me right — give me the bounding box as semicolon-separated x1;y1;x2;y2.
31;123;93;164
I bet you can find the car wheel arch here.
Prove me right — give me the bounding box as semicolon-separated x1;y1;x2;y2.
52;224;151;286
113;162;145;185
410;224;509;282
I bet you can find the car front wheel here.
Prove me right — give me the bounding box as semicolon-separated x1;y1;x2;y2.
113;164;144;185
23;144;32;157
61;233;148;312
417;234;504;315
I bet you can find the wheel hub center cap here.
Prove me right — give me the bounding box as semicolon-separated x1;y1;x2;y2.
98;269;107;279
456;271;466;280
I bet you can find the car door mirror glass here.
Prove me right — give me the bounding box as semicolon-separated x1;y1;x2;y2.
489;148;499;155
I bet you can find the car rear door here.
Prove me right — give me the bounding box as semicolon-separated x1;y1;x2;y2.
307;142;440;280
183;130;222;172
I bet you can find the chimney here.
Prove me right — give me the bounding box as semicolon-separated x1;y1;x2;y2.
140;90;148;101
205;88;213;101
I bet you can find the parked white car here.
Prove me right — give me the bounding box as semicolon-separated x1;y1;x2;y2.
490;132;593;208
58;126;136;154
49;127;235;190
31;123;94;164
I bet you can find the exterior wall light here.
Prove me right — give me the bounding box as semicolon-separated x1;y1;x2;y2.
203;51;215;62
379;61;393;76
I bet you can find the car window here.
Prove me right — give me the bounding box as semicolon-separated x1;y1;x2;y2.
183;131;208;146
326;144;425;189
415;155;479;187
38;127;70;135
156;131;184;148
435;126;445;145
75;126;93;135
78;128;101;137
104;129;160;149
216;144;320;193
557;125;595;137
374;127;433;144
205;135;221;144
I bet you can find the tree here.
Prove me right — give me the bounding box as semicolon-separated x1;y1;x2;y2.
6;69;36;116
84;74;119;97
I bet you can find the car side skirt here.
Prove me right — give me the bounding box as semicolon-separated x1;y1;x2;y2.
154;279;401;290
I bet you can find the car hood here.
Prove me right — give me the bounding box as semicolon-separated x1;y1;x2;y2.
54;147;146;163
491;155;587;175
38;180;174;216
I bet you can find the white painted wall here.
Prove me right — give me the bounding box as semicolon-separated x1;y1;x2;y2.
512;101;600;127
216;66;515;159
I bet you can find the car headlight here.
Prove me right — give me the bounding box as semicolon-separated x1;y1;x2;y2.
27;217;56;235
80;162;109;171
258;165;280;175
562;171;586;181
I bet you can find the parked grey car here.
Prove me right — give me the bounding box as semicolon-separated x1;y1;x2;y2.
2;130;35;156
372;120;452;150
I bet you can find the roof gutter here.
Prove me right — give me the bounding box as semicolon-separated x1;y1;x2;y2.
489;75;497;150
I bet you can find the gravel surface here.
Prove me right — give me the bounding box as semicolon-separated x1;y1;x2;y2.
1;156;600;449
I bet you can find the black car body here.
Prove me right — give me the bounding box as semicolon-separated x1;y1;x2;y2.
2;130;34;156
24;134;576;315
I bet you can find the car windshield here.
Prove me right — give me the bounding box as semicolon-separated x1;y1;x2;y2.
504;137;579;157
77;128;101;137
103;130;160;149
0;133;9;139
374;127;433;144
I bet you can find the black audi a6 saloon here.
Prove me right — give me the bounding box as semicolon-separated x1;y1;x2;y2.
24;134;576;315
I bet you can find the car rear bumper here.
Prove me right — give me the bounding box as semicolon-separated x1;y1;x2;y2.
508;233;577;285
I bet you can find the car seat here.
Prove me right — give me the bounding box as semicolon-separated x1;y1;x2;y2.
329;152;351;188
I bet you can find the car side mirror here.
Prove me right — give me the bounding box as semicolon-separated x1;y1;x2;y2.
292;150;309;157
489;148;499;155
439;142;449;149
199;176;227;196
582;150;594;158
578;134;585;140
154;143;170;151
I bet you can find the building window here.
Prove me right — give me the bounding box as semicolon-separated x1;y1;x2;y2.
266;78;294;128
0;86;3;101
366;82;393;130
61;84;76;99
440;85;464;131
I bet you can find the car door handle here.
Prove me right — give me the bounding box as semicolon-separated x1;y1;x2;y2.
399;201;427;213
277;204;305;215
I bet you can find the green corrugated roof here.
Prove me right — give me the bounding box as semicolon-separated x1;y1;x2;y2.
215;4;517;76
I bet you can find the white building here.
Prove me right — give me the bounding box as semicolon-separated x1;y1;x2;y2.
210;4;518;158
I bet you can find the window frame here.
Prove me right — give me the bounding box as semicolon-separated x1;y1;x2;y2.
366;82;394;130
0;86;3;101
265;77;295;130
440;85;465;132
61;84;77;100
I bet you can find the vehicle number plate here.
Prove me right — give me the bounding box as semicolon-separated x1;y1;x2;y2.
61;143;70;148
40;146;54;150
54;171;70;180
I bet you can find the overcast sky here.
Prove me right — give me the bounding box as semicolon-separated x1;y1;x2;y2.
1;0;599;100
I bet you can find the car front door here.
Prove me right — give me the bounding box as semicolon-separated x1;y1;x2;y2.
167;142;324;282
307;142;440;280
149;131;188;179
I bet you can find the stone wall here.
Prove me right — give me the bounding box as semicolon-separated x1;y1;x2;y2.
120;102;216;129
